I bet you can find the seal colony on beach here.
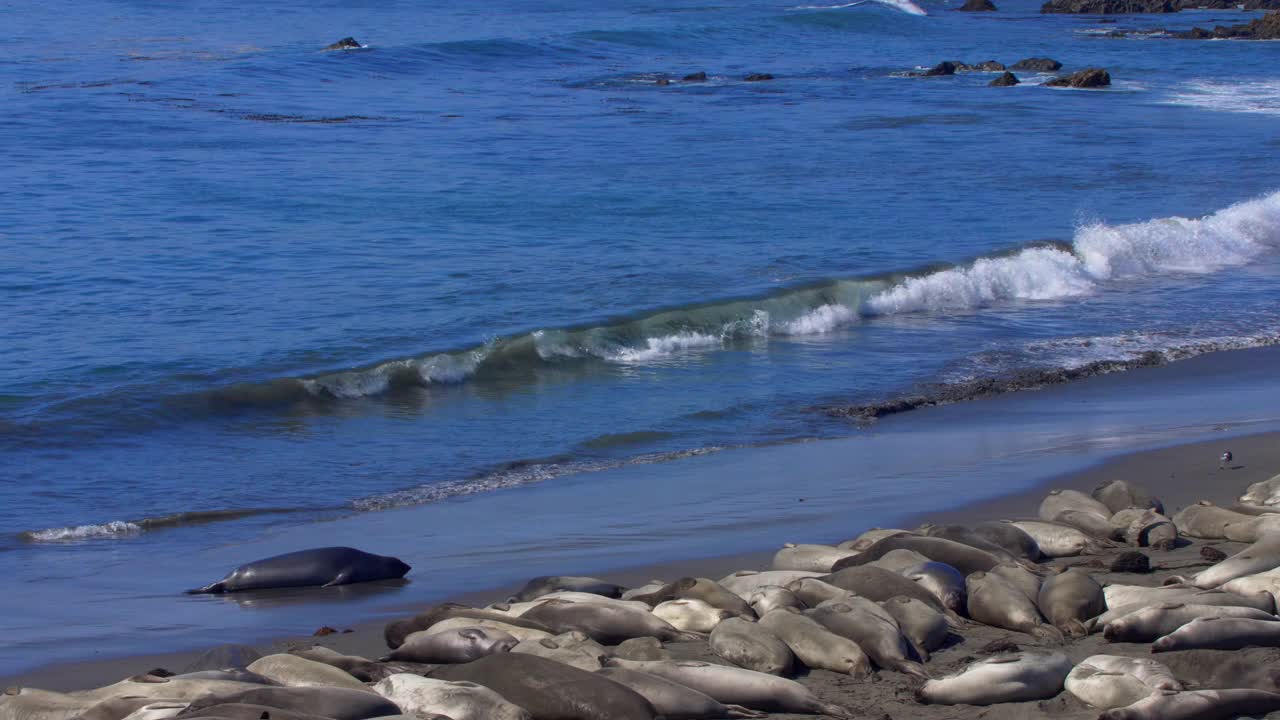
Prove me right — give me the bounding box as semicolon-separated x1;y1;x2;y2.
10;474;1280;719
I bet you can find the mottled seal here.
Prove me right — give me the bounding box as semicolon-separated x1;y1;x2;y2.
511;576;625;602
718;571;823;600
602;659;851;717
430;653;658;720
385;604;553;648
1093;479;1164;515
424;616;552;644
596;668;766;719
383;626;517;664
1010;520;1110;557
808;599;927;677
967;571;1063;642
186;547;410;594
757;608;873;677
1037;568;1106;637
746;586;803;616
1152;616;1280;652
510;630;608;671
1098;688;1280;720
653;599;732;633
520;598;698;644
1065;664;1155;710
371;674;529;720
244;654;365;689
627;577;754;619
916;651;1073;705
1102;602;1275;643
708;617;794;676
771;543;858;573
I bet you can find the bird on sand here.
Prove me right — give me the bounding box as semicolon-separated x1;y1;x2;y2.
1220;450;1233;469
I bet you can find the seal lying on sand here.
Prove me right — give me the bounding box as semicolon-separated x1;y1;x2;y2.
186;547;410;594
917;652;1073;705
603;658;852;717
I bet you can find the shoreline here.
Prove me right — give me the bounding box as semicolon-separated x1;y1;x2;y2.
7;423;1277;693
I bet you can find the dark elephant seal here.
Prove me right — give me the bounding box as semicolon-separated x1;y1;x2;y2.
602;658;851;717
1153;648;1280;691
186;547;410;594
822;566;950;613
1093;479;1164;515
830;535;1005;576
972;521;1043;561
1036;568;1105;637
429;653;658;720
916;524;1021;562
967;572;1063;642
512;576;624;602
385;604;553;649
1098;688;1280;720
1052;509;1124;541
879;596;952;660
383;627;518;664
181;687;401;720
596;668;766;719
176;703;334;720
757;608;873;677
708;617;794;676
520;599;698;644
628;577;754;619
808;599;927;677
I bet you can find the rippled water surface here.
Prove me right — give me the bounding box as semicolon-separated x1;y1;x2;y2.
3;0;1280;673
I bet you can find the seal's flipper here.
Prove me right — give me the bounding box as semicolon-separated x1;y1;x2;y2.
323;569;353;588
185;581;226;594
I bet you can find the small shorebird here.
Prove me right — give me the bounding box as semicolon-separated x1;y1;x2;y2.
1220;451;1233;469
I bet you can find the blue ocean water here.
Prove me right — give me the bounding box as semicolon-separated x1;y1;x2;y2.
3;0;1280;673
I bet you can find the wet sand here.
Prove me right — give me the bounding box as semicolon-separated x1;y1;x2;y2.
7;425;1278;720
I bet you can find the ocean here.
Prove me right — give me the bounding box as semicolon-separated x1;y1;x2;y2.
3;0;1280;674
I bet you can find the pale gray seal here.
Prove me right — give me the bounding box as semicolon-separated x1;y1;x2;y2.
1092;479;1164;515
972;520;1043;561
808;599;927;677
917;651;1073;705
244;654;365;689
1052;509;1124;541
1039;488;1112;522
1153;648;1280;692
1036;568;1106;637
429;653;658;720
511;630;609;671
1171;501;1251;540
602;659;852;717
757;608;873;677
1065;664;1155;710
596;668;766;719
708;617;794;676
1102;602;1275;643
384;604;553;648
520;598;699;644
1152;616;1280;652
1082;655;1181;690
511;575;625;602
746;586;803;616
627;577;754;619
653;599;731;633
1240;474;1280;507
1167;532;1280;589
371;674;529;720
1010;520;1111;556
830;535;1004;576
901;560;966;613
718;571;823;599
289;647;385;683
186;547;410;594
383;626;517;664
181;687;401;720
176;702;334;720
1098;688;1280;720
771;543;857;573
967;571;1063;642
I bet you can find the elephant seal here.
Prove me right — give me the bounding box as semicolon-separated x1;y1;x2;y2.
1223;568;1280;606
967;572;1063;642
1065;664;1156;710
117;702;187;720
653;599;731;633
1153;616;1280;652
1082;655;1181;690
916;651;1073;705
757;608;873;677
989;561;1042;602
371;674;529;720
385;604;553;648
511;630;608;671
880;596;952;659
1240;474;1280;507
866;548;930;573
830;535;1004;576
1168;533;1280;589
383;626;517;663
746;586;803;616
1010;520;1111;556
0;688;90;720
622;581;667;601
602;659;851;717
808;599;927;677
718;571;822;600
596;668;766;719
901;561;966;613
186;547;410;594
430;653;658;720
1171;502;1252;540
1040;488;1112;521
1052;510;1124;541
822;566;950;612
628;578;754;619
77;697;185;720
181;645;263;673
520;599;699;644
1103;603;1275;643
1098;688;1280;720
771;543;857;572
787;577;855;608
1093;479;1164;515
424;616;552;644
613;637;669;661
1120;509;1179;549
1223;514;1280;543
836;528;911;552
182;687;401;720
1037;568;1106;637
176;703;334;720
1153;648;1280;692
708;617;794;676
972;520;1043;561
289;647;385;683
244;654;365;689
511;576;624;602
916;524;1022;562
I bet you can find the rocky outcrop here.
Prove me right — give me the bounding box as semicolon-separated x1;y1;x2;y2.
1175;9;1280;38
960;0;999;10
923;61;959;76
989;72;1020;86
1011;57;1062;71
324;37;362;50
682;72;708;83
960;60;1006;71
1041;0;1176;11
744;73;775;82
1044;67;1111;88
1178;0;1280;8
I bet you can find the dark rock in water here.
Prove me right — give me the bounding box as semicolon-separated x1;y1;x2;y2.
1041;0;1176;11
1201;546;1229;562
1178;0;1280;8
655;78;672;86
924;61;959;76
960;0;999;9
980;638;1021;654
1045;68;1111;88
963;60;1006;71
744;73;775;82
314;626;338;636
1110;551;1152;573
1011;57;1063;71
182;644;263;673
682;71;708;83
989;72;1020;86
1174;10;1280;38
325;37;362;51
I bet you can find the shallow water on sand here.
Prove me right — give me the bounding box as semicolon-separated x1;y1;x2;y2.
3;0;1280;673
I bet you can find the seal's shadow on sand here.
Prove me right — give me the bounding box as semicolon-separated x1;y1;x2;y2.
182;578;411;609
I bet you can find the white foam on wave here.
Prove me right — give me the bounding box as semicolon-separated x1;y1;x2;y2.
1165;79;1280;117
787;0;928;14
24;521;142;542
609;332;723;363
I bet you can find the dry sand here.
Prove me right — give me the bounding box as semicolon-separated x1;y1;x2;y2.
5;429;1280;720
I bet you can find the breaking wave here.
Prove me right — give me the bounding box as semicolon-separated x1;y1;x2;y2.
20;508;314;543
